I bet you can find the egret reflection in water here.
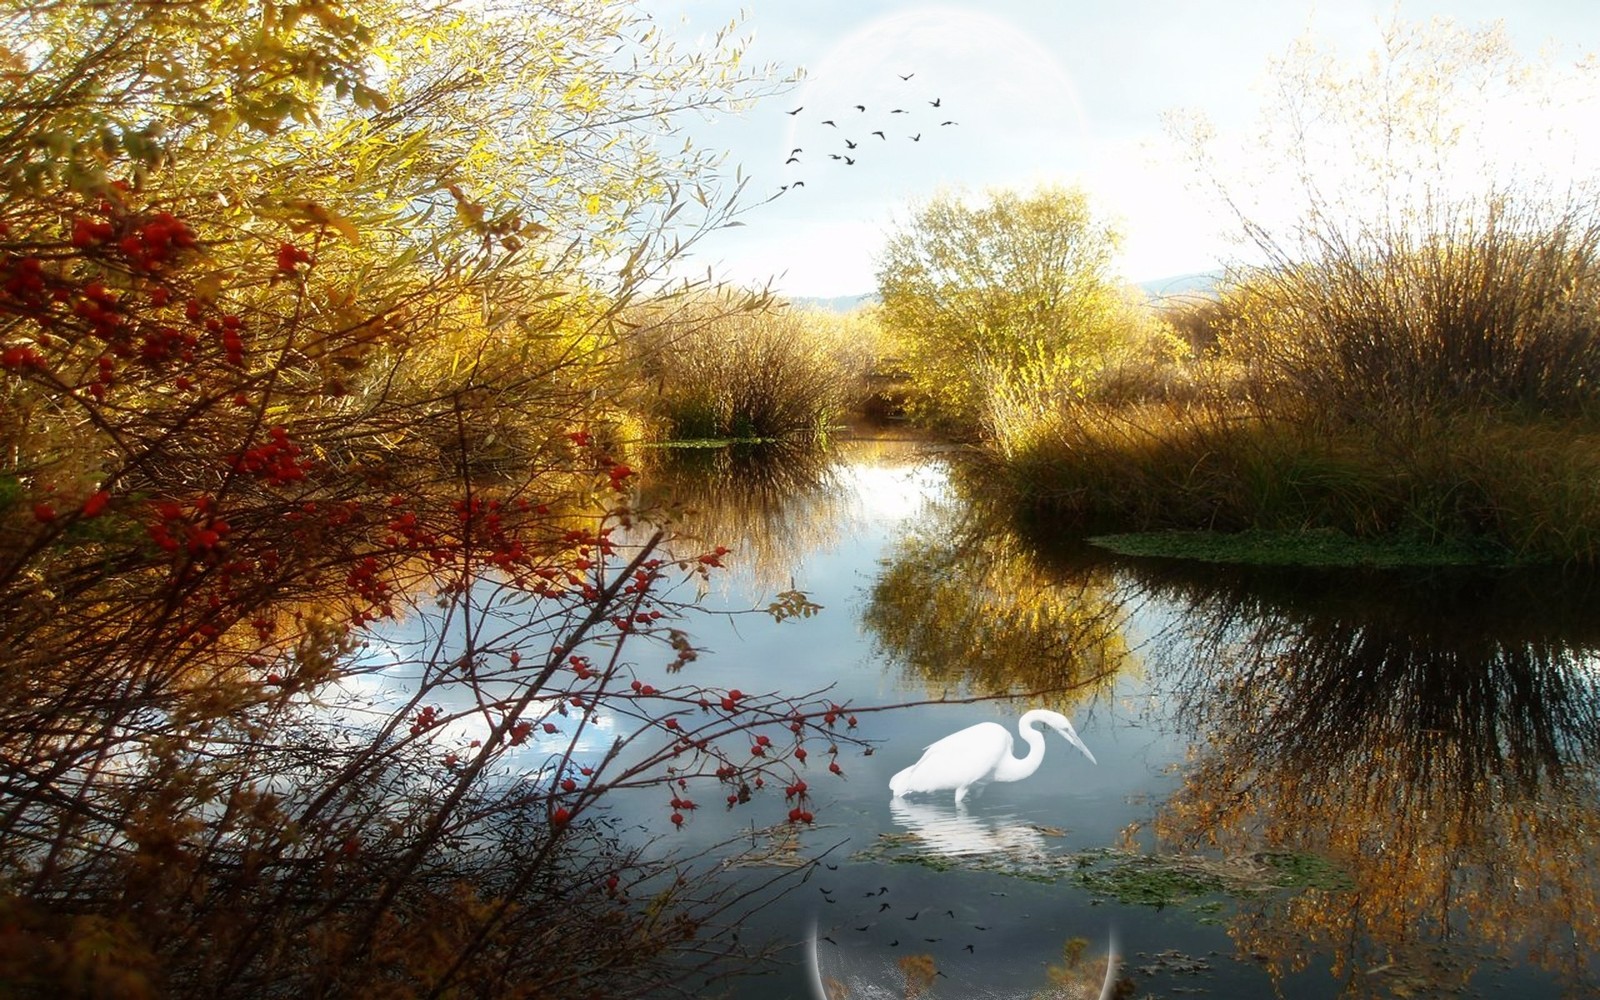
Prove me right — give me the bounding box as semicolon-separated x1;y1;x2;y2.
888;797;1052;857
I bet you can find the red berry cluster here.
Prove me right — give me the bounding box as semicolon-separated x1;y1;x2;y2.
0;345;46;371
409;705;441;736
70;206;195;273
228;426;312;484
203;311;246;366
145;497;232;558
114;212;197;272
276;242;312;275
343;556;393;617
1;254;46;309
606;462;633;491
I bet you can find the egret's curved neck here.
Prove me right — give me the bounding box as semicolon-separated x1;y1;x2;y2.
992;717;1048;783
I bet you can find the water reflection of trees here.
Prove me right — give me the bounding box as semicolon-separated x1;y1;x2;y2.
863;497;1133;708
640;440;851;592
1140;562;1600;993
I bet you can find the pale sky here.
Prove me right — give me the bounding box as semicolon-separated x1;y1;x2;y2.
642;1;1600;298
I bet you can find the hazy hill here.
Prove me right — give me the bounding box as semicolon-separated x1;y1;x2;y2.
1137;271;1222;300
787;272;1220;314
787;292;878;313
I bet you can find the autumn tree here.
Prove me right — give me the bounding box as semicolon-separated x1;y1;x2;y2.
0;1;888;996
1172;15;1600;426
874;184;1141;433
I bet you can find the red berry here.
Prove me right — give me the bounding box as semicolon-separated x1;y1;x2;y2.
552;807;571;825
32;502;56;523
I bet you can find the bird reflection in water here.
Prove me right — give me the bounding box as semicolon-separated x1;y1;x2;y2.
888;797;1051;858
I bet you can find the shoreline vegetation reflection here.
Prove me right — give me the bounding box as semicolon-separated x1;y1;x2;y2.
855;461;1600;996
1132;558;1600;994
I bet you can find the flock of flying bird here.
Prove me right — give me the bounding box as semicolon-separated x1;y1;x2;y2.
777;71;957;194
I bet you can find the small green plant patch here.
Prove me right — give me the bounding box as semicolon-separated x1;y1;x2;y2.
852;833;1354;913
1078;858;1226;907
647;437;788;448
1257;850;1356;891
1088;528;1516;568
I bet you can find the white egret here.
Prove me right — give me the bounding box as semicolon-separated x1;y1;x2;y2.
889;709;1096;804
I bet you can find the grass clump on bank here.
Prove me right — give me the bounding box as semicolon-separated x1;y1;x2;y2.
949;20;1600;566
984;203;1600;565
628;294;881;442
1088;528;1505;568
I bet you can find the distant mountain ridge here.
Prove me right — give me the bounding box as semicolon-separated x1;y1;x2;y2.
787;272;1220;314
1137;271;1222;299
787;292;878;313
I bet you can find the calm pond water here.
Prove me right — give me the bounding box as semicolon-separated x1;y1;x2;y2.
368;431;1600;999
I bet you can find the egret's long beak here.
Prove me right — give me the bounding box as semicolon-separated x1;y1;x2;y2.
1057;725;1098;765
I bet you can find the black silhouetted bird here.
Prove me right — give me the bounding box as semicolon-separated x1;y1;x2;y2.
790;147;803;154
930;97;941;107
823;936;837;945
965;944;975;953
791;181;804;188
898;72;914;80
822;119;837;127
785;156;800;163
843;156;855;165
890;108;907;114
909;133;921;141
871;130;885;139
844;139;857;149
855;104;866;111
890;940;899;947
878;901;890;911
940;120;958;126
787;106;803;115
828;153;842;160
